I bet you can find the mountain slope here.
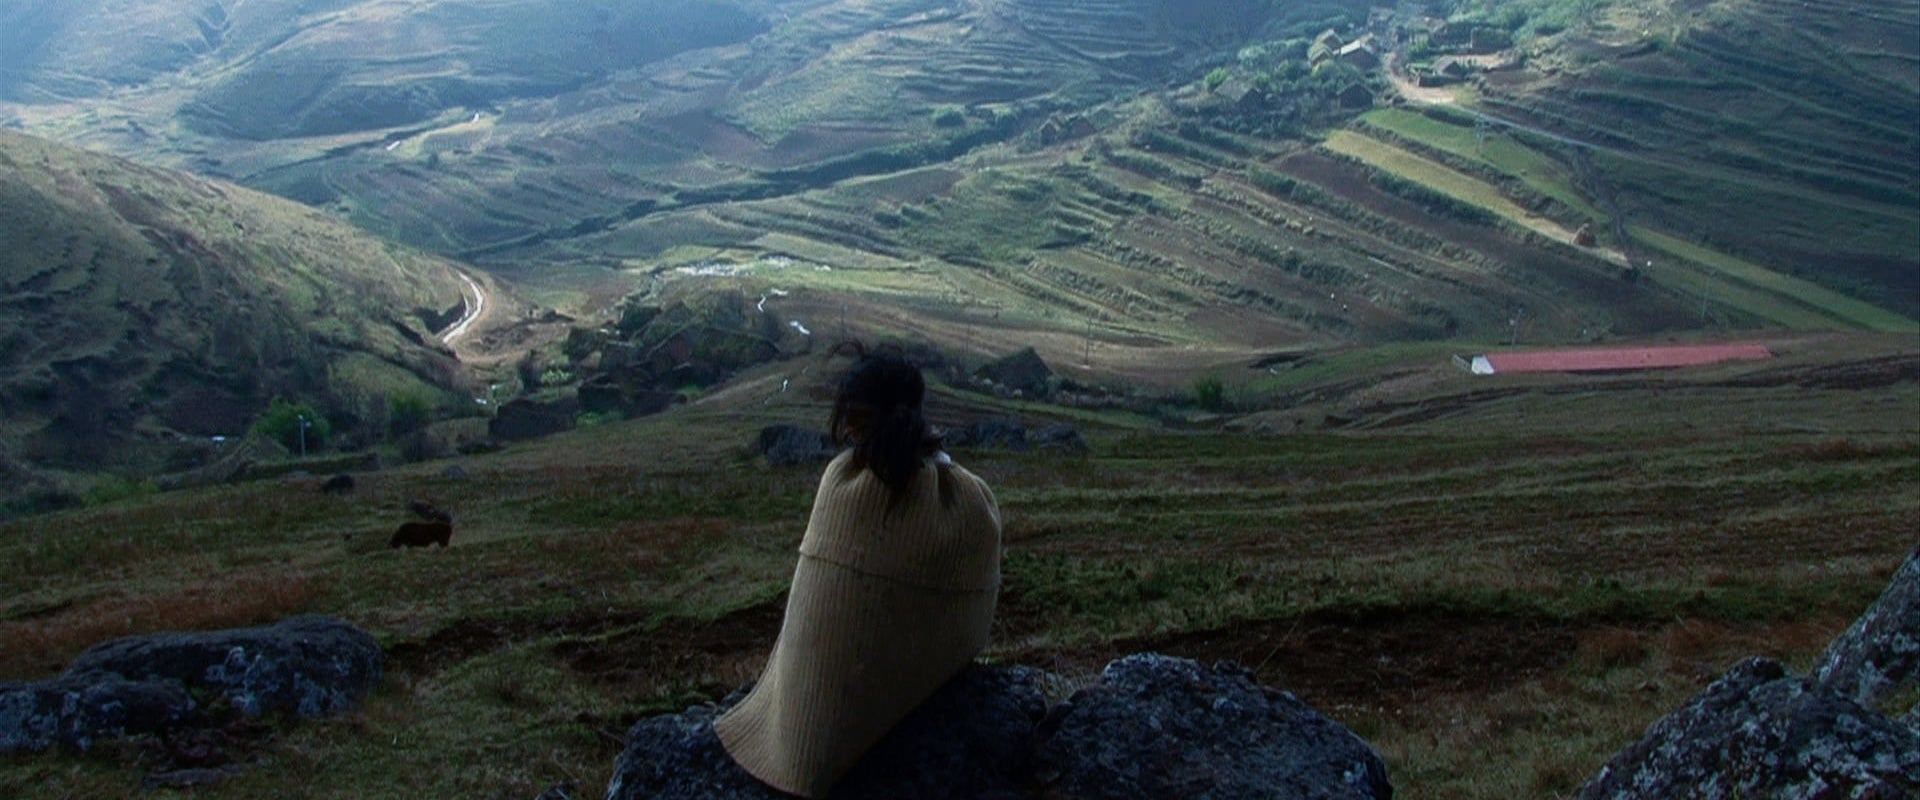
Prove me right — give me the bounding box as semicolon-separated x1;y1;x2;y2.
0;129;469;484
1461;0;1920;317
4;0;1912;379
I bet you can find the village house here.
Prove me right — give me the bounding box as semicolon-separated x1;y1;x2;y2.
1309;28;1344;67
1416;56;1475;86
1337;35;1380;70
1213;79;1270;113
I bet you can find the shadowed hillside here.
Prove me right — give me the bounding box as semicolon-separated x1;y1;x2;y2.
0;130;472;506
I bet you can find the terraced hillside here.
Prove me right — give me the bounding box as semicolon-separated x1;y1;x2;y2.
4;0;1913;380
0;130;473;506
1384;0;1920;320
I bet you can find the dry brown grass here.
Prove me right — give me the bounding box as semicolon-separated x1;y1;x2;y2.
0;569;324;679
1576;627;1648;670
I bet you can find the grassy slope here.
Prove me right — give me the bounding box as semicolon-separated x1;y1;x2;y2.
0;130;470;490
1;337;1915;798
1471;0;1920;317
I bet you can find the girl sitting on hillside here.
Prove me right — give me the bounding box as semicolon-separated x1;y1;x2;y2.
714;344;1003;799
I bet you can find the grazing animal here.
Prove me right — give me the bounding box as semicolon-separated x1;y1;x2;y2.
389;520;453;548
407;499;454;523
320;474;356;495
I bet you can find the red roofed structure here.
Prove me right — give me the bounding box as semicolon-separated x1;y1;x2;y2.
1460;343;1774;375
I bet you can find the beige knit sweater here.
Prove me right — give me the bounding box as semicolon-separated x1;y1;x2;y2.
714;450;1002;798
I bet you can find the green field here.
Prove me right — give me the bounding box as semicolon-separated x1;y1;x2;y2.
1360;108;1604;221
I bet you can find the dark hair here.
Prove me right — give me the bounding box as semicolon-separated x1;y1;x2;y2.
829;343;946;508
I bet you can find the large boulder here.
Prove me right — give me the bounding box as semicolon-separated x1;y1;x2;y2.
1035;655;1393;800
943;418;1028;451
64;615;384;719
755;424;838;467
490;396;581;441
605;654;1392;800
975;348;1056;398
1816;544;1920;709
1031;423;1090;453
0;676;196;754
1;616;381;754
1577;657;1920;799
1580;549;1920;800
607;665;1047;800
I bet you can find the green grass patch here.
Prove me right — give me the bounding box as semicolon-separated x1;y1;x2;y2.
1361;108;1604;220
1633;228;1916;333
1321;131;1573;242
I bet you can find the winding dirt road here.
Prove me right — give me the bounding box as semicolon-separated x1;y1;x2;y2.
439;270;486;346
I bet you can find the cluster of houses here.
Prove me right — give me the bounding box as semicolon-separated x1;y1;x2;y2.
1309;29;1382;72
1401;17;1517;87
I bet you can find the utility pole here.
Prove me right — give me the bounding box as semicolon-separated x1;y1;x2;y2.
1508;307;1525;347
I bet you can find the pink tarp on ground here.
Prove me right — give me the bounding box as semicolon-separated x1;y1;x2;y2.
1477;343;1773;374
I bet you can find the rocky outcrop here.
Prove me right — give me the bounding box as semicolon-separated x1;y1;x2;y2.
490;396;581;441
944;418;1029;451
605;654;1391;800
1577;658;1920;800
0;676;196;754
1579;546;1920;799
1816;544;1920;709
1035;655;1393;800
942;419;1088;454
755;424;838;467
975;348;1056;398
0;616;383;754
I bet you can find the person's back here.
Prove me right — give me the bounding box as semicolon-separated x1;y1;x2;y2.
715;347;1002;798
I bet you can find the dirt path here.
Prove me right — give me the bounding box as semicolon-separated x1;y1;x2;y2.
1385;52;1459;106
439;269;487;346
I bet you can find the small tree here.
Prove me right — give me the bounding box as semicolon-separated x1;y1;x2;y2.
1191;374;1228;411
253;399;332;455
1204;67;1232;91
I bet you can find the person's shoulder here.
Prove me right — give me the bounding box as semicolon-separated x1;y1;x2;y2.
937;455;996;503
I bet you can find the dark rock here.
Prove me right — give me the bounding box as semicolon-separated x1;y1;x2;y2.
607;665;1047;800
580;377;683;419
577;379;627;415
1817;544;1920;709
64;615;384;720
1031;423;1089;453
319;473;355;495
755;424;837;467
0;676;196;754
975;348;1055;398
457;440;503;456
628;390;684;417
1577;657;1920;800
944;418;1027;451
1035;654;1393;800
608;655;1390;800
490;396;581;441
440;464;469;480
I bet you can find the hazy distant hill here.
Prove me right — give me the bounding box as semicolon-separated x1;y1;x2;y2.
0;130;469;489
